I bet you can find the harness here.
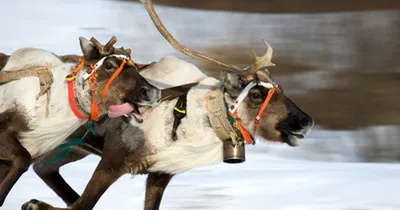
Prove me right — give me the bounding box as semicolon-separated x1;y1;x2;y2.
66;55;135;121
49;82;199;163
158;82;199;140
49;57;141;163
1;66;53;117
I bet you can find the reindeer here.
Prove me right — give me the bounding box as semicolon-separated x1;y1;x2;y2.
0;36;161;206
21;0;314;209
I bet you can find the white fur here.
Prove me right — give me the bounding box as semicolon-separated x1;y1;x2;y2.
1;48;88;158
139;56;206;88
134;56;227;174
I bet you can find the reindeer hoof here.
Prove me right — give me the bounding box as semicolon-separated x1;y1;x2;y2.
21;199;52;210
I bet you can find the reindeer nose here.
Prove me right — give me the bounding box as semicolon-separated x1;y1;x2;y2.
140;88;147;97
139;87;150;101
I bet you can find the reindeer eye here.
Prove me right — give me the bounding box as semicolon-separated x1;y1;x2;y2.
104;62;114;70
251;93;262;100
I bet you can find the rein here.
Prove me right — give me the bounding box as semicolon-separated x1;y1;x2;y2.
66;55;133;121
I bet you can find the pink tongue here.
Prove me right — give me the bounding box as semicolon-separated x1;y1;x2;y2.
108;103;134;118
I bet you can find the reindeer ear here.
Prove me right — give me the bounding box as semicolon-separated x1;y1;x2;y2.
79;37;100;60
220;70;245;97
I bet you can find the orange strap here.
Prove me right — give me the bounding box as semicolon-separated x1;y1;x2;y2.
229;112;254;144
66;57;85;82
88;73;99;121
229;87;276;144
68;80;89;119
66;57;99;121
101;59;127;100
66;57;89;119
255;88;275;125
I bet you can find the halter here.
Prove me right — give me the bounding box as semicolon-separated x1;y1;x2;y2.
66;55;135;121
227;81;277;144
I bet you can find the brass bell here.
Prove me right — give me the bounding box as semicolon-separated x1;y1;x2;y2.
222;140;245;164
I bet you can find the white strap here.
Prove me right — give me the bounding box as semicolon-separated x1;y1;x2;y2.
228;81;274;114
83;54;130;80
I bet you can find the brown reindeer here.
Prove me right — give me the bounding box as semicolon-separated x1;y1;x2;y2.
0;36;161;206
21;0;314;209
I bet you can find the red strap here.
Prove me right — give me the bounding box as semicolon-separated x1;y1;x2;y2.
88;73;99;121
101;59;127;100
255;88;275;125
66;57;85;82
68;80;89;119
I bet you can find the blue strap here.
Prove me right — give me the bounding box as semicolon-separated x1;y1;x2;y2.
46;114;107;164
86;123;96;135
46;137;85;163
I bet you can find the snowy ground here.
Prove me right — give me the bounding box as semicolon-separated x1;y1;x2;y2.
1;0;400;209
7;143;400;210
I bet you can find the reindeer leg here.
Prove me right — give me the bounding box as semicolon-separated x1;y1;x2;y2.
0;135;31;207
144;172;174;210
33;147;89;206
0;160;11;181
22;156;126;210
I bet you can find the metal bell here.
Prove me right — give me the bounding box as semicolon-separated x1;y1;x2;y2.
222;140;245;164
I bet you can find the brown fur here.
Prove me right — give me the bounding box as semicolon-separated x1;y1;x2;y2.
0;108;31;206
222;70;312;146
59;54;81;63
144;173;174;210
27;116;172;210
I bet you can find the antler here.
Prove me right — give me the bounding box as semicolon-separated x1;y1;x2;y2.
139;0;275;76
114;47;132;56
90;36;118;55
246;40;275;75
139;0;243;72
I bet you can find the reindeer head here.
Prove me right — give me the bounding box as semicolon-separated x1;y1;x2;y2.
78;36;161;123
139;0;314;145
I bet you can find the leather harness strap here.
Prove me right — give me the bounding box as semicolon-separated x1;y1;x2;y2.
171;94;188;141
206;85;242;144
160;83;199;102
0;66;53;98
157;82;199;141
1;66;53;117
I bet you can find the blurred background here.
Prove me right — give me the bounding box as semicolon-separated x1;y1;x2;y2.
1;0;400;162
1;0;400;209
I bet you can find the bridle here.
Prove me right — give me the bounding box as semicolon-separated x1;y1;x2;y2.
227;80;279;144
66;54;136;121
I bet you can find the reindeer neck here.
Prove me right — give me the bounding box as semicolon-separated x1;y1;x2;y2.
72;68;106;117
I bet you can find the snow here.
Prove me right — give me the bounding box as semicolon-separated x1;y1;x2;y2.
7;151;400;210
1;0;399;209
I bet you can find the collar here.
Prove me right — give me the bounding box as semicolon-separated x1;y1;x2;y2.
67;57;89;119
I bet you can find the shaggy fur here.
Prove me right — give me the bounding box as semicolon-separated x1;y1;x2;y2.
1;48;88;158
